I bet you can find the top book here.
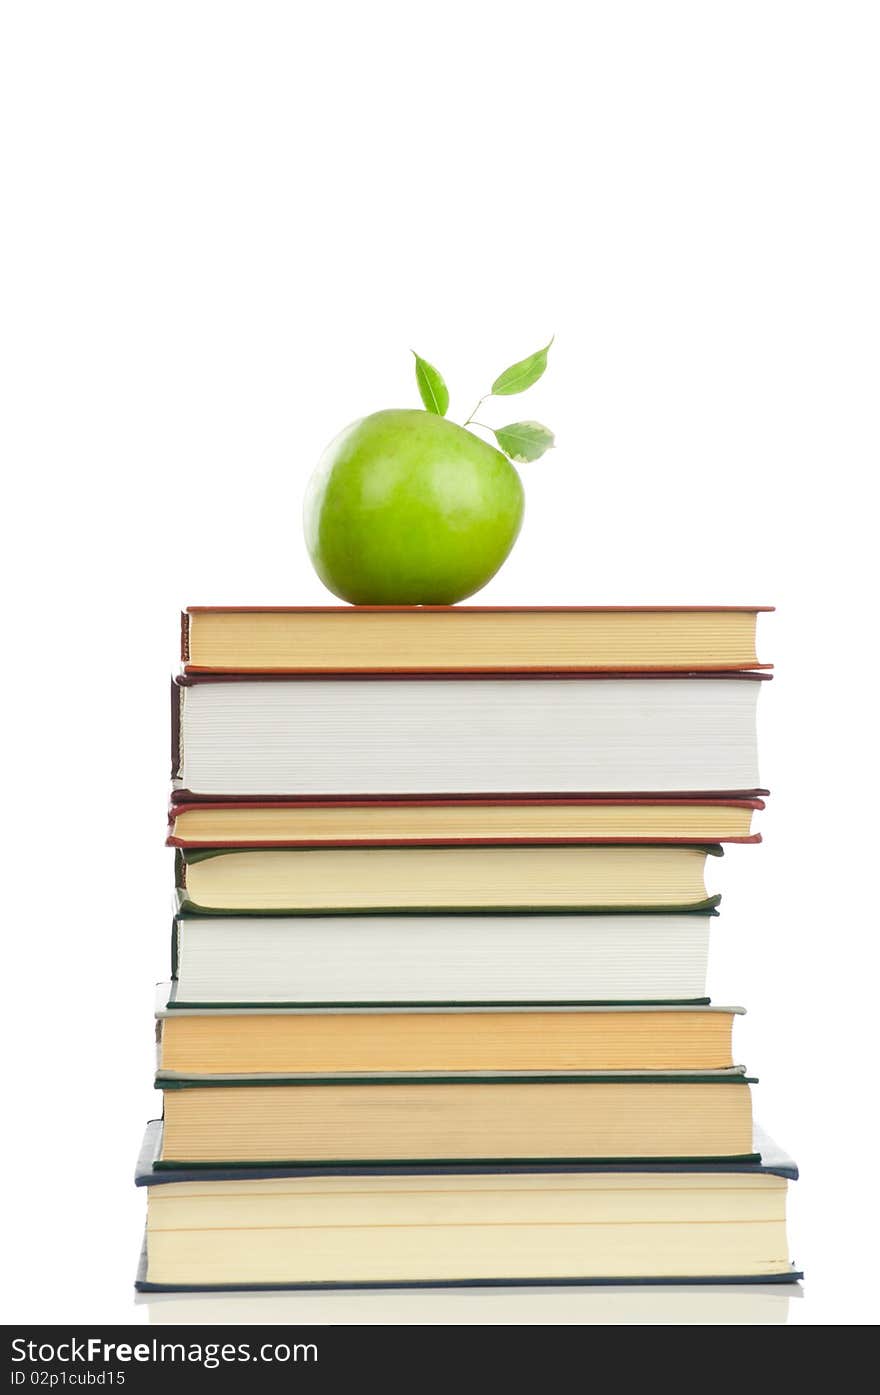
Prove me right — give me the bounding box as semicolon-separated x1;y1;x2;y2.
182;606;772;673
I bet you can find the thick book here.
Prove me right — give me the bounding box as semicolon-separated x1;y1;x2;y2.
167;795;764;847
135;1120;800;1290
169;908;717;1006
172;672;768;798
154;1070;756;1167
155;995;744;1075
181;605;772;674
174;843;722;915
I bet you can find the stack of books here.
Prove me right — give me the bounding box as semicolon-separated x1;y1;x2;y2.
135;605;800;1291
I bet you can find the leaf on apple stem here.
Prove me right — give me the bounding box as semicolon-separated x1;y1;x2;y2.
490;337;554;396
413;352;449;416
494;421;555;463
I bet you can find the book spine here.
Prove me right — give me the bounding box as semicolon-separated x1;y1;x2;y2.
177;669;773;684
170;917;180;979
171;678;182;781
164;835;761;849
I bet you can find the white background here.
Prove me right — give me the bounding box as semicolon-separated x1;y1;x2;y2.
2;1;878;1326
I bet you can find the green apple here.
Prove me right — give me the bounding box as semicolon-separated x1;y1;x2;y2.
304;409;524;605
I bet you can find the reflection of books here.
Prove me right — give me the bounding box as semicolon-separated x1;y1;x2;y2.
139;1283;800;1327
136;1121;799;1290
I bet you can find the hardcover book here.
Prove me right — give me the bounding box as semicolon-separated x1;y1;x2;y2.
174;843;723;914
135;1120;800;1291
172;673;768;798
169;908;717;1006
154;1070;756;1166
167;795;765;847
181;605;772;674
155;996;744;1075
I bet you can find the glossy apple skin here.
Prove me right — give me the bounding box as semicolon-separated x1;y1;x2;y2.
304;409;524;605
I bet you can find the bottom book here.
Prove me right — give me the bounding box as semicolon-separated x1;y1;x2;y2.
135;1121;801;1291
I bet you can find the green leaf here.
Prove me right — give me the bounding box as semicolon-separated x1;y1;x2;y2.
412;351;449;416
490;337;554;396
493;420;556;463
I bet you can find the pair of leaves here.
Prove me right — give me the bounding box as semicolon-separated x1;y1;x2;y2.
488;338;555;459
413;339;553;415
412;339;555;462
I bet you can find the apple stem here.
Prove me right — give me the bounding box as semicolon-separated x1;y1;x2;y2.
463;394;490;427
